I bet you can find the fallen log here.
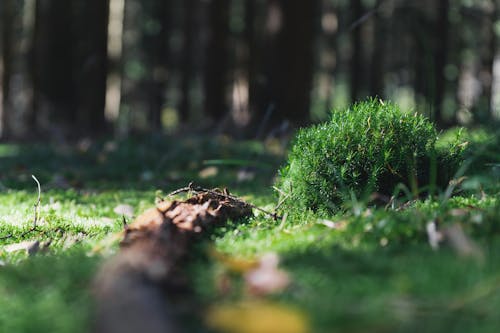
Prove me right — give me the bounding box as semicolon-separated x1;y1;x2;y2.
93;188;252;333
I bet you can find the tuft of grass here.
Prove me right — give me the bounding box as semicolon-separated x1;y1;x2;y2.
277;99;463;215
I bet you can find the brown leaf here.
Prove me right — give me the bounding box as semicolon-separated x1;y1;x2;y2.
442;223;483;260
199;166;218;179
245;253;290;295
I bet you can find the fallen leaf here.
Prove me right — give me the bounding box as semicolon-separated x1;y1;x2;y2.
4;240;39;254
237;168;256;183
113;204;134;218
317;219;348;230
211;249;259;273
442;223;483;260
245;253;290;295
199;166;219;179
449;208;470;217
206;301;309;333
426;221;443;250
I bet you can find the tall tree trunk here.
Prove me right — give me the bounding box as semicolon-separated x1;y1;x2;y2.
490;1;500;121
204;0;230;121
179;0;195;123
369;0;385;98
73;0;110;134
244;0;265;136
3;0;35;139
321;0;338;114
143;1;170;130
105;0;125;127
33;0;75;137
278;0;317;126
433;0;449;127
350;0;363;103
0;0;9;139
247;0;317;135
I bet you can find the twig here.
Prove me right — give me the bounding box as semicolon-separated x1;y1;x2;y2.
32;175;41;229
0;234;13;241
0;175;42;241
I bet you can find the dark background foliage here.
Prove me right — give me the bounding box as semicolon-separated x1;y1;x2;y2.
0;0;499;141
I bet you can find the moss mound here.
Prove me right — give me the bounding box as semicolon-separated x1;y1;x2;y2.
277;99;463;214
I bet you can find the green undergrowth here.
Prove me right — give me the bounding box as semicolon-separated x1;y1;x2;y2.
277;99;466;216
1;128;500;333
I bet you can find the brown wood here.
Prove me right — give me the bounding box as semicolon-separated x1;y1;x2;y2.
93;189;252;333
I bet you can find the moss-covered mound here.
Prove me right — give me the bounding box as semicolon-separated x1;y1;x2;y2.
277;99;463;214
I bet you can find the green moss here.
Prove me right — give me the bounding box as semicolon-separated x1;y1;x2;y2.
277;99;463;215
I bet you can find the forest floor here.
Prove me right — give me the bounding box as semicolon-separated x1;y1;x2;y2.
0;132;499;333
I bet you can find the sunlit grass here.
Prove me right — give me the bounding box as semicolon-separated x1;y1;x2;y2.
0;129;499;333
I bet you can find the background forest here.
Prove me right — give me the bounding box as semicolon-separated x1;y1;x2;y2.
1;0;499;141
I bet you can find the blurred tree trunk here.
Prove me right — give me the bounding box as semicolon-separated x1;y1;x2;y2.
143;1;170;130
73;0;109;134
276;0;317;126
179;0;195;123
33;0;75;137
491;1;500;120
370;0;385;98
204;0;230;121
350;0;363;103
244;0;264;136
2;0;35;139
0;0;9;138
321;0;338;114
433;0;449;127
484;2;498;121
246;0;317;135
413;9;430;111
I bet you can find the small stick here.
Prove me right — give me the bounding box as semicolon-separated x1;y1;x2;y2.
0;175;42;240
32;175;41;229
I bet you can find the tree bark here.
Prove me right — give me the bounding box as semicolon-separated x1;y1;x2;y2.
277;0;318;126
73;0;110;134
433;0;449;127
369;0;385;98
0;0;9;138
179;0;195;123
204;0;230;121
143;1;170;130
33;0;75;135
246;0;318;135
3;0;35;139
350;0;363;103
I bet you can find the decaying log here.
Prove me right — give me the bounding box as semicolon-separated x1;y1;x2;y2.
93;189;252;333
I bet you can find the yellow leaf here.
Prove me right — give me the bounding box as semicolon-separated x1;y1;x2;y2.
206;301;309;333
210;249;259;273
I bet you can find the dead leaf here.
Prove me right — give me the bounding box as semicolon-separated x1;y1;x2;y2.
442;223;483;260
199;166;218;179
426;221;443;250
237;168;256;183
206;301;309;333
245;253;290;295
4;240;39;254
317;219;348;230
449;208;470;217
113;204;134;218
211;249;259;273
